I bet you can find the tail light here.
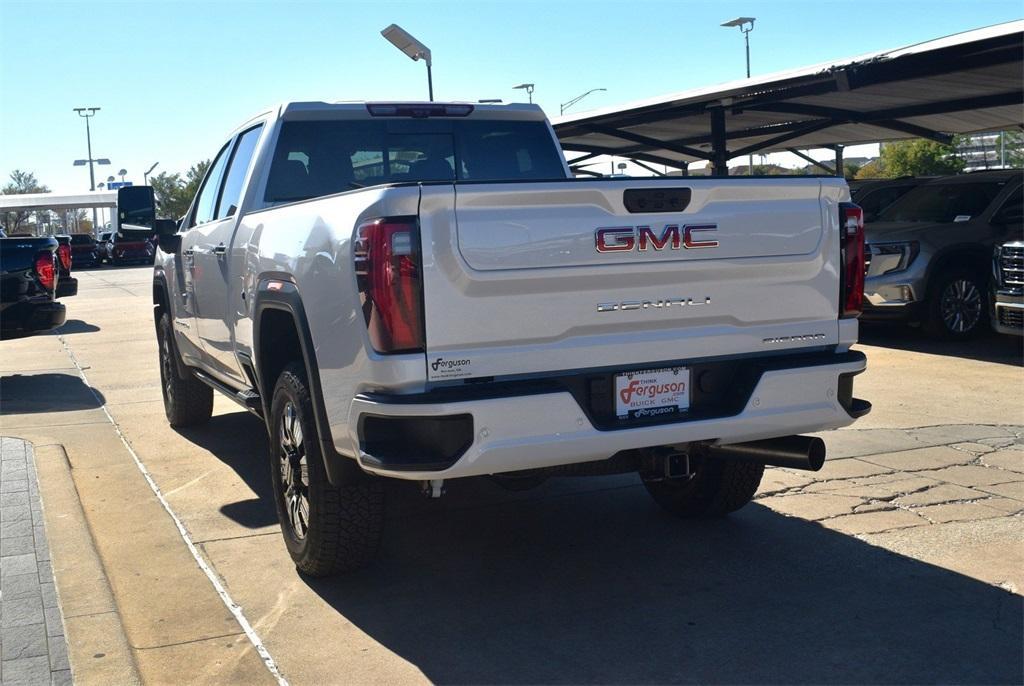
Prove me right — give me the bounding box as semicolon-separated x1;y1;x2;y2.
35;252;56;291
57;243;72;271
353;217;424;353
839;202;865;318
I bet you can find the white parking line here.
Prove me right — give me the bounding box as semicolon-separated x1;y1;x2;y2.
58;334;288;686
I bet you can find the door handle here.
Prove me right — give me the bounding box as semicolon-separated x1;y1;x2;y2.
213;244;227;257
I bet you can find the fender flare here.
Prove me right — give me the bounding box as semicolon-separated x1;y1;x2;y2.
252;276;359;485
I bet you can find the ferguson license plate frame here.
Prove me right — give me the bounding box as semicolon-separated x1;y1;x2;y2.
614;366;691;420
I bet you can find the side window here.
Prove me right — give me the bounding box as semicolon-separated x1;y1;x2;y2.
190;143;231;227
993;186;1023;225
216;125;264;220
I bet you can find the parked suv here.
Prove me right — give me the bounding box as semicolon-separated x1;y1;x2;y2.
862;171;1023;339
992;240;1024;335
852;177;932;223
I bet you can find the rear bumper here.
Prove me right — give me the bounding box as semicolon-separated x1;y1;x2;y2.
339;351;869;480
992;291;1023;336
56;277;78;298
0;301;66;340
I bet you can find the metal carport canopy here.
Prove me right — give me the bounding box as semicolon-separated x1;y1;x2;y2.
0;190;118;212
553;20;1024;175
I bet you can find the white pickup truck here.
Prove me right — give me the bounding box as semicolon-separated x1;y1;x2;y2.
137;101;870;575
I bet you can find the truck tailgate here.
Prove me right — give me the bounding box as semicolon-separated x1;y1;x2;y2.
418;178;846;382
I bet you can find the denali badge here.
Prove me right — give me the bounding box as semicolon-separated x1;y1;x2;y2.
598;297;711;312
596;224;718;253
763;333;826;344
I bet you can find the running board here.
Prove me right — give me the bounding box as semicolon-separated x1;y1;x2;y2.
191;369;263;417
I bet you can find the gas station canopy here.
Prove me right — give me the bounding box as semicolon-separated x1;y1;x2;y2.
553;21;1024;175
0;190;118;213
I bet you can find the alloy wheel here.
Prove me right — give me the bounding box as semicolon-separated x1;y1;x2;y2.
940;278;982;334
278;401;310;539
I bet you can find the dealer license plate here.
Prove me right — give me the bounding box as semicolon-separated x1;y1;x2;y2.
614;366;691;420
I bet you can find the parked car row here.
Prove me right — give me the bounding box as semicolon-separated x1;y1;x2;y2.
54;232;157;268
854;170;1023;339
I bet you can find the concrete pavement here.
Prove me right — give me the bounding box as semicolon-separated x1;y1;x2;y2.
0;265;1021;684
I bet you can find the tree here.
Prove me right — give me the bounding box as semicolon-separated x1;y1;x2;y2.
150;160;210;220
855;160;885;179
2;170;49;233
878;138;964;177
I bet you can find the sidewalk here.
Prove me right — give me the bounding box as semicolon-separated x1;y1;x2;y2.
1;437;71;686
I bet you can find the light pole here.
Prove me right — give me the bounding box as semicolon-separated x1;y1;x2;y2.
513;83;535;103
144;162;159;186
721;17;756;175
73;107;110;232
381;24;433;101
560;88;606;116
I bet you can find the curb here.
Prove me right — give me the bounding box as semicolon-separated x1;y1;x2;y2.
31;443;141;686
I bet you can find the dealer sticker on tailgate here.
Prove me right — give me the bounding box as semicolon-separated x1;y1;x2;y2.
614;367;690;419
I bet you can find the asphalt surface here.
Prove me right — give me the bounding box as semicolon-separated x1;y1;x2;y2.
1;265;1022;685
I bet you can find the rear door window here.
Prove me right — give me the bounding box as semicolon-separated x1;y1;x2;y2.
216;125;264;220
878;182;1004;223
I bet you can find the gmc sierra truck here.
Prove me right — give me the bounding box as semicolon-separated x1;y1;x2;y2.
140;102;870;575
1;234;66;339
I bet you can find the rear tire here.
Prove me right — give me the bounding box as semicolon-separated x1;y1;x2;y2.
642;455;763;518
157;313;213;427
270;362;384;576
923;268;988;340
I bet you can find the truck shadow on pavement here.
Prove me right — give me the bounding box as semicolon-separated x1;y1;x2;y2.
173;412;278;529
47;319;101;336
304;478;1023;685
859;323;1022;366
0;373;105;413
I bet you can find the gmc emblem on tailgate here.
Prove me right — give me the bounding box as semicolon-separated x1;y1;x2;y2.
595;224;718;253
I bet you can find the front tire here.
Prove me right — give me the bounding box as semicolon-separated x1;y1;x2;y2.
270;362;384;576
642;454;763;518
923;268;987;340
157;313;213;427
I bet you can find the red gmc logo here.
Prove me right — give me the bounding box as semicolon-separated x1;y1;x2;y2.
595;224;718;253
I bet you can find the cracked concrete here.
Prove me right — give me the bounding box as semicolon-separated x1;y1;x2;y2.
756;424;1024;588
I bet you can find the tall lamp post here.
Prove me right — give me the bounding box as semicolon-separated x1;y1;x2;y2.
381;24;433;101
73;107;110;233
144;162;159;185
560;88;606;116
721;17;756;175
513;83;535;103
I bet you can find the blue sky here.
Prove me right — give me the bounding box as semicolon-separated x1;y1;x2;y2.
1;0;1021;192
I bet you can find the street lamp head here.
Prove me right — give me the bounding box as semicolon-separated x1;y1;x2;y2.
145;162;159;175
513;83;535;91
381;24;432;66
721;16;755;30
96;159;111;165
73;160;88;166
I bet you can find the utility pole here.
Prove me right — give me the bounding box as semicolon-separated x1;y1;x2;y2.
721;18;756;175
73;107;108;235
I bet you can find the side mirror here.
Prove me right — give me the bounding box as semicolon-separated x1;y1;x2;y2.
154;218;180;253
117;186;156;232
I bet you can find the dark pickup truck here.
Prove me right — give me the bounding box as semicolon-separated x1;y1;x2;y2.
0;233;67;339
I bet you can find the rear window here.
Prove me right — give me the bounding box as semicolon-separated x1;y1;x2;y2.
878;181;1004;223
264;119;566;203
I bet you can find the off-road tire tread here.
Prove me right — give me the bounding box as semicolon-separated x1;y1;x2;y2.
273;362;384;576
158;314;213;427
644;457;764;518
